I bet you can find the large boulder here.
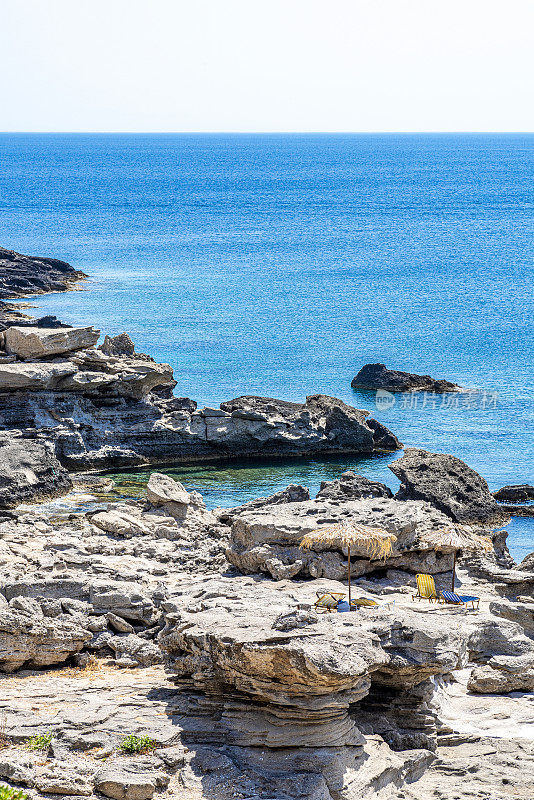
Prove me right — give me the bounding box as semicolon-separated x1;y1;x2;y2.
146;472;191;507
94;761;169;800
467;663;534;693
389;448;508;525
351;363;460;393
0;438;72;508
4;325;100;359
0;361;77;391
99;332;136;357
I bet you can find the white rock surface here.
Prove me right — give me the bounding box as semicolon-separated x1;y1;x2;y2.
5;325;100;359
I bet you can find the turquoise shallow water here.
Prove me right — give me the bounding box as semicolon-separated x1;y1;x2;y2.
0;133;532;559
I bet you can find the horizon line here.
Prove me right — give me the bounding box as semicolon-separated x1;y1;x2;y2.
1;130;533;136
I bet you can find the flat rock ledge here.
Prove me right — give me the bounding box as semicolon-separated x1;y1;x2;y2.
351;363;461;393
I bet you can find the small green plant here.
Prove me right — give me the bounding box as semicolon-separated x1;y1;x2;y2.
25;733;53;751
0;786;29;800
118;735;158;755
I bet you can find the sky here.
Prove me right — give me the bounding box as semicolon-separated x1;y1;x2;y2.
2;0;533;132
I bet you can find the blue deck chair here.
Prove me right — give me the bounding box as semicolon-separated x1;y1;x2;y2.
440;590;480;610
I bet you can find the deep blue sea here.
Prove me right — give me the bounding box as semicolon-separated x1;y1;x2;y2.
1;134;532;559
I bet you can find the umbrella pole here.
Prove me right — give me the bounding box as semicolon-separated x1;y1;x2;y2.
451;550;457;591
348;544;351;606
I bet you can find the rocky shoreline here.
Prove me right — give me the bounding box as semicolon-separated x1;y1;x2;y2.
0;251;402;506
0;248;533;800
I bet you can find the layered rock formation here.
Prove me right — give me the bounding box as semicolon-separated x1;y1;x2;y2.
0;469;533;799
0;329;402;503
1;246;532;799
351;363;461;393
3;324;100;359
156;578;469;797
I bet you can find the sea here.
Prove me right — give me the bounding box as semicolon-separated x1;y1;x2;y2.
1;133;532;560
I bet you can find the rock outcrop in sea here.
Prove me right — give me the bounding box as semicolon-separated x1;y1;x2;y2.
351;363;461;393
494;484;534;502
0;245;87;326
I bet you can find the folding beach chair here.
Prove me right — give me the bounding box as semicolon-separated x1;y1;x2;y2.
440;590;480;610
412;573;440;602
314;591;346;613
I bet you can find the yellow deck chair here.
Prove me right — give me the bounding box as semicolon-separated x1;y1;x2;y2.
351;596;395;610
412;573;440;602
314;591;345;613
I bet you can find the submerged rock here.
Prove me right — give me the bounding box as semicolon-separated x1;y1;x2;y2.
351;363;461;393
389;448;508;525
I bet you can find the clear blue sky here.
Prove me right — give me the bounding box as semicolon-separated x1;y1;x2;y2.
2;0;533;132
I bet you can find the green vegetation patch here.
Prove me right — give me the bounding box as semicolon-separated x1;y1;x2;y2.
0;786;29;800
118;734;158;755
25;733;53;751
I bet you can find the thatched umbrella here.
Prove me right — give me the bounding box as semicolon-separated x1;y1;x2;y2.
300;521;397;605
422;526;493;590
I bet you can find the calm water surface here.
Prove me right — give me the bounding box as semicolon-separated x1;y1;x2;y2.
1;134;532;559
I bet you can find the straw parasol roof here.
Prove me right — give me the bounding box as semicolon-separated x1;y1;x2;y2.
300;521;397;605
421;525;493;554
300;521;397;560
421;524;493;590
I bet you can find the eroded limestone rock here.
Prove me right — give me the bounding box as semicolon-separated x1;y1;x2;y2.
0;607;91;671
226;495;463;580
